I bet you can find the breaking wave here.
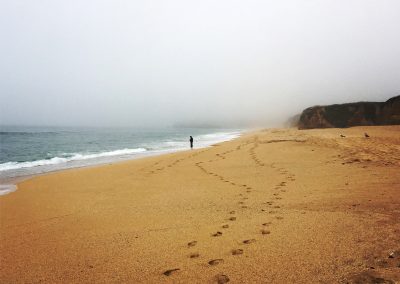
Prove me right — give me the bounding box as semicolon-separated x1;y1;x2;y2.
0;148;147;171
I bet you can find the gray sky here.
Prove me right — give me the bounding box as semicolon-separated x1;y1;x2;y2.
1;0;399;128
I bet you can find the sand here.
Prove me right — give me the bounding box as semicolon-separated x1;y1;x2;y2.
1;126;400;283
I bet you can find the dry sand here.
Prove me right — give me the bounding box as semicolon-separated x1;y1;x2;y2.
1;126;400;283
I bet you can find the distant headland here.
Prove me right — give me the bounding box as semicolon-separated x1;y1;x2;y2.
296;95;400;129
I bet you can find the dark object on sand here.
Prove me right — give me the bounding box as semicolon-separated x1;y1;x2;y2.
215;274;230;283
189;136;193;149
231;249;243;255
364;133;370;138
211;231;223;237
388;250;400;259
340;134;346;138
298;95;400;129
345;270;395;284
163;268;180;276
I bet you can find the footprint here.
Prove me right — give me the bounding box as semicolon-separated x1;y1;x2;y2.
189;253;200;258
231;249;243;255
229;217;237;221
262;222;272;226
276;216;284;220
163;268;180;276
222;224;229;229
208;259;224;266
215;274;230;284
229;211;236;214
261;229;271;235
188;241;197;247
243;239;256;244
212;231;223;237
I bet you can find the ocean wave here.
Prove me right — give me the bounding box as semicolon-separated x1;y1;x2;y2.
0;148;147;171
0;131;59;135
196;132;241;143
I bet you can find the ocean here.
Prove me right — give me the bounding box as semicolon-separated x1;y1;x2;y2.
0;126;241;194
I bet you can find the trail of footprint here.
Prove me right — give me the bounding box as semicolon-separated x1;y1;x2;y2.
146;149;207;174
164;149;208;170
140;160;164;174
248;137;266;167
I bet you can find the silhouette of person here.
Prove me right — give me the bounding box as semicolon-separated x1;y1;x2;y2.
189;136;194;149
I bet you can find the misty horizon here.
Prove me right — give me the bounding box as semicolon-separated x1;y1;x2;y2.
1;1;400;128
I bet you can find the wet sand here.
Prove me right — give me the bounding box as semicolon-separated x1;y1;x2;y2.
1;126;399;283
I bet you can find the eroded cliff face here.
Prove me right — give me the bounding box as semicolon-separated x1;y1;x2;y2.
298;96;400;129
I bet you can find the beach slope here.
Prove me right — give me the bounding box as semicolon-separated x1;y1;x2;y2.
1;126;400;283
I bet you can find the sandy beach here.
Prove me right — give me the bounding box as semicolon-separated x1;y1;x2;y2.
1;126;399;283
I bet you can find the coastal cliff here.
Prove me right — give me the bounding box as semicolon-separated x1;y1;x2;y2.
298;95;400;129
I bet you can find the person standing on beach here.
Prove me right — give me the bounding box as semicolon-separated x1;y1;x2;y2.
189;136;194;149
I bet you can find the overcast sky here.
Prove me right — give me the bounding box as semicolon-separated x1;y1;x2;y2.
1;0;399;128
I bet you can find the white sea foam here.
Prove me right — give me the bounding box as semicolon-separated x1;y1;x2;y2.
0;184;17;196
196;131;241;146
0;148;147;171
160;132;241;150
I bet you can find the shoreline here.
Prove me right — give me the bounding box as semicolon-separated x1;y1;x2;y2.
0;130;247;195
0;148;195;194
1;126;399;283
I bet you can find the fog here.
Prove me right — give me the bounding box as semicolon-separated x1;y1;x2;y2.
1;0;399;128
